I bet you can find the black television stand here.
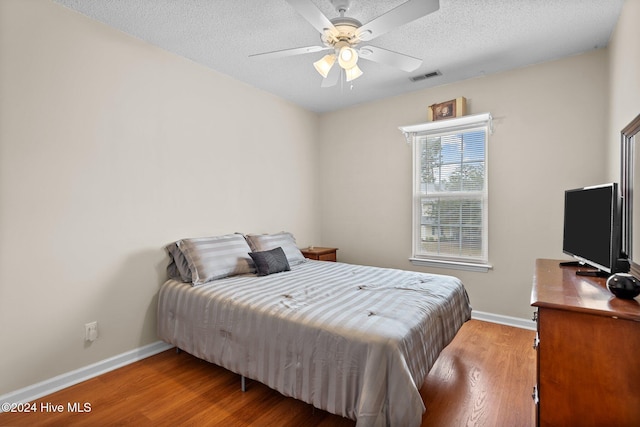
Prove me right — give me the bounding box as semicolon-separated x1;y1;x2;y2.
575;269;610;278
559;261;610;277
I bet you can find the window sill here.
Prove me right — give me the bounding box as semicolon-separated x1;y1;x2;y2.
409;257;493;273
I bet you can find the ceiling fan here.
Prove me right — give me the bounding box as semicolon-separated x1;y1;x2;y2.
250;0;440;87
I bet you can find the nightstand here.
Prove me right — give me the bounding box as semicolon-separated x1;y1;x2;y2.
300;247;338;262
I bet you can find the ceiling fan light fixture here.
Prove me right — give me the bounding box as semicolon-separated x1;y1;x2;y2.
338;46;358;69
313;54;336;78
344;64;363;82
252;0;439;89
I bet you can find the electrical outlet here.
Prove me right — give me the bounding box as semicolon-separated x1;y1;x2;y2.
85;321;98;342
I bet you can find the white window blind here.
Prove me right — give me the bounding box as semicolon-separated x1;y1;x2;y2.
400;113;492;271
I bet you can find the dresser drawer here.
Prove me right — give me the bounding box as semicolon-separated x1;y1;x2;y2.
318;252;336;262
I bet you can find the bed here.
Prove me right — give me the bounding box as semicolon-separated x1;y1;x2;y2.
157;232;471;427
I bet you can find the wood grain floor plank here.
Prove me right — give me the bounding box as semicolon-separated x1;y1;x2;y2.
0;320;535;426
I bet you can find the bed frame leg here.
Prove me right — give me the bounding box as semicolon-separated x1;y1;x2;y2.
241;376;246;392
175;347;181;354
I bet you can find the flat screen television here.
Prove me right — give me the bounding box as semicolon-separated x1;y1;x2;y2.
562;183;628;276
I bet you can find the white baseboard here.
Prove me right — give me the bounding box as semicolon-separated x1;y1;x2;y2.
472;310;536;330
0;340;173;410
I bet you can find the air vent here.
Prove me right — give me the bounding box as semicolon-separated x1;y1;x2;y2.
409;70;442;82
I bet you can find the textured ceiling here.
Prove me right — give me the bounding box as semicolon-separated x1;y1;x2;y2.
53;0;624;113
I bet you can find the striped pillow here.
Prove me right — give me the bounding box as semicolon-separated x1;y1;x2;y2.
166;234;255;285
165;242;193;282
245;232;306;266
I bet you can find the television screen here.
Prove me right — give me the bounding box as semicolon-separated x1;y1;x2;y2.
563;183;621;274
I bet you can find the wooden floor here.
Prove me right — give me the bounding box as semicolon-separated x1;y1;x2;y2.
0;320;536;426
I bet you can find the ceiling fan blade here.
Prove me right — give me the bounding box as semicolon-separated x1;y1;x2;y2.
250;45;329;60
356;0;440;41
321;65;340;88
359;45;422;72
285;0;337;34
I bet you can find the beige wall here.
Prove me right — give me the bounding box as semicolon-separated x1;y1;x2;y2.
319;49;610;320
0;0;320;394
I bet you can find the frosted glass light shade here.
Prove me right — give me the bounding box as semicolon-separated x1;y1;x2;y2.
344;64;363;81
338;46;358;69
313;54;336;78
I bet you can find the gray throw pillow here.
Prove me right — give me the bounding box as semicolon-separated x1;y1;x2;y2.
249;247;291;276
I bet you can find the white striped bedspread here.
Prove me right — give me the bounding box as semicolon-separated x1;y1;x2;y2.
157;260;471;427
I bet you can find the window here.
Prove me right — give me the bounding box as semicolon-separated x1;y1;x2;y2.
399;113;492;272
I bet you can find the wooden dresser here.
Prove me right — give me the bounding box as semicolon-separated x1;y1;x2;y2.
531;259;640;426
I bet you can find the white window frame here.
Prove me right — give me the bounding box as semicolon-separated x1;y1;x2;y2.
399;113;493;272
